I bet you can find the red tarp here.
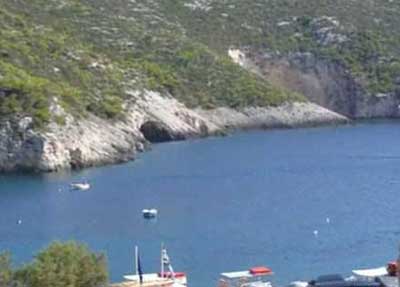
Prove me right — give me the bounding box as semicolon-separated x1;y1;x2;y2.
249;266;273;275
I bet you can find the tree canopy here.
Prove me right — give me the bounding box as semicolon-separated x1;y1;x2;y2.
0;241;108;287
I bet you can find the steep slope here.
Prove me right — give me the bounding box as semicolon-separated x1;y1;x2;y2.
3;0;398;121
158;0;400;118
0;0;369;172
0;0;302;127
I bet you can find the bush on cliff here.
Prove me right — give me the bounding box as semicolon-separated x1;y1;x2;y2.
0;241;108;287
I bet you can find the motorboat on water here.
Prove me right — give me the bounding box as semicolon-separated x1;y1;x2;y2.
349;261;399;287
119;245;187;287
217;266;274;287
352;267;388;279
70;182;91;191
352;261;397;279
142;209;158;219
289;261;399;287
307;274;381;287
288;261;399;287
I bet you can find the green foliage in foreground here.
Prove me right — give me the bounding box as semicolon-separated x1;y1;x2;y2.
0;241;108;287
0;252;12;286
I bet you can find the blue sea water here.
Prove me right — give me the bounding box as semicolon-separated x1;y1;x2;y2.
1;122;400;287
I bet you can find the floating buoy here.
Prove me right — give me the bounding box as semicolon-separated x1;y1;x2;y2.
17;219;22;225
313;230;319;236
142;209;158;219
326;217;330;224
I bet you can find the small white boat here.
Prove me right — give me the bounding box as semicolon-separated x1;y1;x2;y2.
142;209;158;218
70;183;91;191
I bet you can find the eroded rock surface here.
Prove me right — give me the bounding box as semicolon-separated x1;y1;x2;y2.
232;50;400;119
0;91;348;173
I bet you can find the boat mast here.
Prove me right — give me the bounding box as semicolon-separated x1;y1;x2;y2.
161;243;164;278
135;246;139;276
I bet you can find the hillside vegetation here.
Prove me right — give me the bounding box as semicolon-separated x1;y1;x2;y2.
1;0;400;127
170;0;400;93
0;0;302;128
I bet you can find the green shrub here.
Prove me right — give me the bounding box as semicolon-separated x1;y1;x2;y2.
14;242;108;287
87;95;124;119
140;60;180;93
0;252;12;287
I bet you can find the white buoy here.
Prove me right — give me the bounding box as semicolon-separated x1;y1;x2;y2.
142;208;158;219
326;217;330;224
313;230;319;236
17;219;22;225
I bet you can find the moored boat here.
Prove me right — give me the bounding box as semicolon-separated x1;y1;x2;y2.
142;209;158;219
70;182;91;191
306;274;381;287
118;245;187;287
217;266;273;287
351;261;398;280
289;261;399;287
352;267;388;279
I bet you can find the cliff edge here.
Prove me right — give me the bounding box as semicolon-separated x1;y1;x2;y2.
0;91;347;172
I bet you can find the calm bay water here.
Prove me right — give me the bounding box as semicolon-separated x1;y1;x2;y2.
1;122;400;287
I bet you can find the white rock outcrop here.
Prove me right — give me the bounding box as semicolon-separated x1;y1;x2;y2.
0;91;348;172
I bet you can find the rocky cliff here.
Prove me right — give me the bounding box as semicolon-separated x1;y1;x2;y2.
232;50;400;119
4;0;400;172
0;90;347;172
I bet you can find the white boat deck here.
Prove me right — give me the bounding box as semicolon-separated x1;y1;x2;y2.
221;271;255;279
352;267;388;278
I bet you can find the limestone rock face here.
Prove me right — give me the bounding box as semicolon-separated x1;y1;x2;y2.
198;102;348;130
232;50;400;119
0;91;347;173
140;121;178;143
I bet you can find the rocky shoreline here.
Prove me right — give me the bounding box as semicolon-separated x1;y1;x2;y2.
0;91;348;173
